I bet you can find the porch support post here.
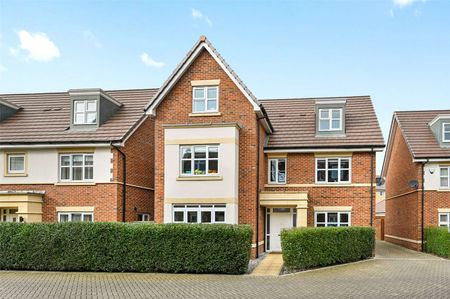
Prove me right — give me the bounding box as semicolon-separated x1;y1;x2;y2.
296;201;308;227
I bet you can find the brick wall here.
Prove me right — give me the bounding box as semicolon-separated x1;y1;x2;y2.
384;122;423;250
113;117;155;222
152;49;263;254
263;152;376;226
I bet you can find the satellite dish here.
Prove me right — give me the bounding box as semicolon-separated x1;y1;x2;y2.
408;180;419;189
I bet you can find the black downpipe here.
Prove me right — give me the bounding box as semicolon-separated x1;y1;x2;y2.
421;161;426;252
113;144;127;222
255;118;261;258
370;148;374;226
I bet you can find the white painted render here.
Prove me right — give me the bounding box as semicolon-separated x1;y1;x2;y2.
0;147;113;184
163;126;239;224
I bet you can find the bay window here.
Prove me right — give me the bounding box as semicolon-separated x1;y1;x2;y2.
173;204;226;224
316;157;351;183
315;212;351;227
268;158;286;184
60;153;94;181
180;145;218;176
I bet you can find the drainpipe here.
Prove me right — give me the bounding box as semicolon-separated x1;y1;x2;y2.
370;148;374;226
255;117;261;258
421;160;427;252
112;143;127;222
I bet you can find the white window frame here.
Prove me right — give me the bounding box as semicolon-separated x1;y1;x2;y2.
268;158;287;184
314;211;351;227
180;145;219;176
315;157;351;184
73;99;97;125
172;204;226;224
58;212;94;222
7;153;25;174
192;86;219;113
59;153;94;182
443;123;450;142
318;108;342;131
440;166;450;189
137;213;150;221
439;212;450;228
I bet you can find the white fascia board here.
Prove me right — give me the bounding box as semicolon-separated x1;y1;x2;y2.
413;158;450;163
429;114;450;127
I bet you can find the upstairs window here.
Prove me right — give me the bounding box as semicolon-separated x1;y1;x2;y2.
268;158;286;184
440;167;450;189
180;145;218;176
443;123;450;142
74;100;97;125
60;153;94;181
7;153;25;174
319;108;342;131
192;86;218;113
316;157;351;183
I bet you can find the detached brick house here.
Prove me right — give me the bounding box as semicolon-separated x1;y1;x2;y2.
0;89;155;222
382;110;450;250
146;36;384;255
1;36;385;256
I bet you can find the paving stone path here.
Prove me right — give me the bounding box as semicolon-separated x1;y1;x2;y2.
1;241;449;298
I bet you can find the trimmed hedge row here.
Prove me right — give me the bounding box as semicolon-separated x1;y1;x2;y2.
281;227;375;271
0;222;252;274
424;227;450;258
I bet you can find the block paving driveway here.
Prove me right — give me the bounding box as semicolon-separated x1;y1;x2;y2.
1;241;449;298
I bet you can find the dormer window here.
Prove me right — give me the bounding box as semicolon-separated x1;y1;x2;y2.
74;100;97;125
192;86;218;113
319;108;342;131
443;123;450;142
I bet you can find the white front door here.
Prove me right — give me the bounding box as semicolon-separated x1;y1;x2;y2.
266;208;295;252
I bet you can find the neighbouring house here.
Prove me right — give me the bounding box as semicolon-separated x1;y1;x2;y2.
145;36;385;256
382;110;450;250
0;89;156;223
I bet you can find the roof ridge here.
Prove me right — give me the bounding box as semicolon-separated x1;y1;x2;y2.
260;95;371;101
0;87;160;97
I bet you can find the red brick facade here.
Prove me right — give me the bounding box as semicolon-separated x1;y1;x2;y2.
263;152;376;227
0;118;154;223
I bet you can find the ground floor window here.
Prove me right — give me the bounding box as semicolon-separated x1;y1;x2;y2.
173;204;226;224
1;208;18;222
58;212;93;222
137;213;150;221
439;212;450;227
315;211;351;227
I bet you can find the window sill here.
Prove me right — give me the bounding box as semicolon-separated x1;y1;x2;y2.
176;176;223;181
189;112;222;117
4;173;28;177
438;189;450;192
55;182;97;186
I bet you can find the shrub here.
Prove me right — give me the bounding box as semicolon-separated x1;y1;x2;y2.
281;227;375;271
424;227;450;258
0;222;252;274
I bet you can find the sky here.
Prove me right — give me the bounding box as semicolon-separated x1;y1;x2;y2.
1;0;450;173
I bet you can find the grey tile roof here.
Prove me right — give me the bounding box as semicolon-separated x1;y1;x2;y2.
395;110;450;158
261;96;385;149
0;88;158;144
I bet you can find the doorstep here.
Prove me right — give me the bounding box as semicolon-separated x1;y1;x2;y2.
250;253;283;276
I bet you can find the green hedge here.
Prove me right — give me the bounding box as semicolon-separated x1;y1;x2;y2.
0;222;252;274
424;227;450;258
281;227;375;271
